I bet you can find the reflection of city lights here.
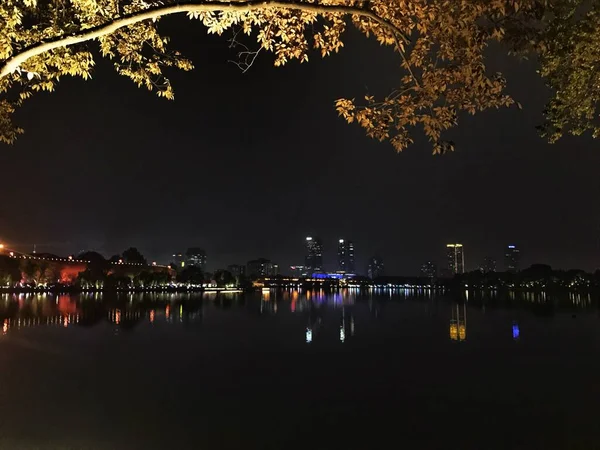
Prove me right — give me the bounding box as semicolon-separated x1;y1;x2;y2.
306;328;312;343
512;323;520;340
63;316;68;328
115;310;121;325
340;326;345;343
2;319;8;335
449;323;458;341
165;305;170;320
149;310;155;323
350;317;355;336
458;324;466;341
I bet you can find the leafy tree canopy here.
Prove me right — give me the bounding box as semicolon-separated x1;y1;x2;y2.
122;247;146;264
0;0;597;152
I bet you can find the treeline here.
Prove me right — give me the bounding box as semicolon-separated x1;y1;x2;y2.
453;264;600;291
0;247;247;290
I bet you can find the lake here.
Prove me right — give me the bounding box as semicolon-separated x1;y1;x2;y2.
0;289;599;449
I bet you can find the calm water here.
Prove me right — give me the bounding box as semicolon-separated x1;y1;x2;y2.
1;290;600;450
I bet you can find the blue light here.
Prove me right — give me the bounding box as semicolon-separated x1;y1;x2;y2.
512;324;520;340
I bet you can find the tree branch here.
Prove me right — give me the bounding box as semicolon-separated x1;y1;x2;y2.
0;0;409;80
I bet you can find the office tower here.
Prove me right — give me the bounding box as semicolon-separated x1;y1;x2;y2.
227;264;246;278
305;236;323;273
247;258;277;278
446;243;465;274
337;238;355;273
185;248;207;271
290;265;306;277
505;245;520;273
479;257;497;273
420;261;437;278
172;253;186;269
367;256;384;279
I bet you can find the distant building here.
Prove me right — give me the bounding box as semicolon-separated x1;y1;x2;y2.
305;237;323;273
367;256;384;279
247;258;278;278
227;264;246;278
337;238;355;273
172;253;186;269
420;261;437;278
505;245;520;273
290;265;307;277
446;243;465;274
186;248;207;271
480;257;497;273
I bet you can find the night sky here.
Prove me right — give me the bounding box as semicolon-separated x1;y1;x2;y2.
1;16;599;275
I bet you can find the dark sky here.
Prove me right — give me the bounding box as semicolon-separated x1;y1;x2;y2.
1;16;599;274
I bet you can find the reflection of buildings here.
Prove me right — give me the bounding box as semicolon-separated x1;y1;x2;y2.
449;303;467;341
480;257;497;273
305;237;323;273
420;261;437;278
367;256;384;279
337;239;355;273
446;243;465;275
505;245;520;273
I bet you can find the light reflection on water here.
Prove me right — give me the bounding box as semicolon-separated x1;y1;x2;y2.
0;289;597;341
1;289;600;449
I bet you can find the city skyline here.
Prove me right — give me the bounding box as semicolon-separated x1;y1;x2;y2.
2;20;599;274
0;234;591;276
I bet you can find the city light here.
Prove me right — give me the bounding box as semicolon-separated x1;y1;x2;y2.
305;328;312;343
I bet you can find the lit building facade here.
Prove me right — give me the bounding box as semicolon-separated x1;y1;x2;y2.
227;264;246;278
186;247;207;271
420;261;437;278
446;243;465;274
290;265;307;277
505;245;520;273
367;256;384;279
479;257;497;273
172;253;186;269
247;258;278;278
337;239;355;273
305;237;323;273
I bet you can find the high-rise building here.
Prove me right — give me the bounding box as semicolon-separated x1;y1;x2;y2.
305;236;323;273
420;261;437;278
247;258;278;278
186;248;207;271
172;253;186;269
367;256;384;279
290;265;306;277
227;264;246;278
337;238;355;273
505;245;520;273
446;243;465;274
479;257;497;273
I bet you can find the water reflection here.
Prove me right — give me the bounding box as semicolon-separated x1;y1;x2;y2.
0;289;598;342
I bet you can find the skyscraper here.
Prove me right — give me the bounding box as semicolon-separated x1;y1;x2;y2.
367;256;384;279
247;258;278;278
227;264;246;278
420;261;437;278
186;248;207;271
337;238;355;273
479;257;497;273
305;236;323;273
446;243;465;274
505;245;520;273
